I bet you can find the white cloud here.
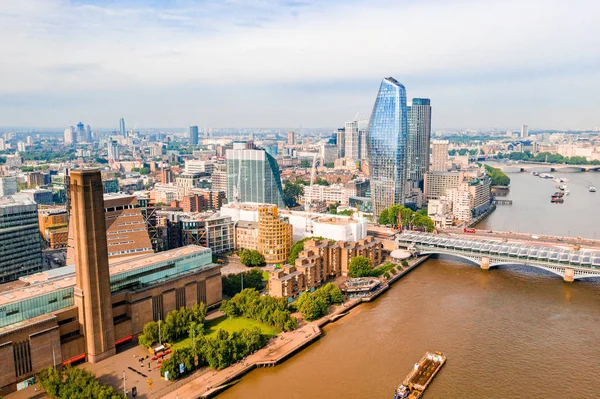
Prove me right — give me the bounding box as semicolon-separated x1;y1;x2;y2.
0;0;599;128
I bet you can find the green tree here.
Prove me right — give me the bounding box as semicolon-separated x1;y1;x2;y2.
222;269;265;297
137;321;159;348
378;208;390;225
314;177;329;186
325;162;334;168
139;167;151;175
300;159;311;168
283;182;304;207
239;249;265;267
348;255;372;278
296;292;328;321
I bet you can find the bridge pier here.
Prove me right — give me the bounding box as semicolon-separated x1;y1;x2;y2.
563;268;574;283
480;256;490;270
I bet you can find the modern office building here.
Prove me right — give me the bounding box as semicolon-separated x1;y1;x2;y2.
85;125;92;142
189;125;199;145
179;213;235;254
64;126;76;144
407;98;432;189
0;169;222;394
430;139;449;172
18;189;54;205
176;172;203;199
107;140;120;161
119;117;126;137
235;220;258;251
344;120;360;162
210;163;228;194
185;159;214;175
520;124;529;138
367;77;408;218
424;171;462;200
287;131;295;146
321;143;338;164
0;176;18;196
225;147;285;208
0;196;43;282
336;128;345;158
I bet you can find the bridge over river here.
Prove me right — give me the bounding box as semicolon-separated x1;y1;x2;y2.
494;162;600;173
396;231;600;282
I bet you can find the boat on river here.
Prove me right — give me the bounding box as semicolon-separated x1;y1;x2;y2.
394;352;446;399
590;186;597;192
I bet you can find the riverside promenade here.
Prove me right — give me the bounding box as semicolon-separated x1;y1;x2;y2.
162;255;430;399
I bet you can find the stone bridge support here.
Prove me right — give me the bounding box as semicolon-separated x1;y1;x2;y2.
480;256;490;270
563;268;574;283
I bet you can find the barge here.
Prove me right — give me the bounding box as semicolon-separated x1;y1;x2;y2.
394;351;446;399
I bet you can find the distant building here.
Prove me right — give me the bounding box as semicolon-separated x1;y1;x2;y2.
367;77;408;217
344;121;360;162
521;124;529;138
64;126;76;144
210;163;227;194
287;131;295;146
177;189;226;212
424;171;462;201
27;172;45;188
119;117;126;137
161;167;174;184
430;139;449;172
179;213;235;254
18;188;54;205
0;176;17;197
189;125;199;145
407;98;431;188
38;207;69;249
176;172;203;199
107;140;120;161
336;128;345;158
225;147;285;208
185;159;214;175
0;196;43;282
76;122;85;142
321;143;338;164
102;179;119;193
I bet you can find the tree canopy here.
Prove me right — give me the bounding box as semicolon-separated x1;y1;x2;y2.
220;288;297;331
137;302;207;348
239;249;265;267
483;164;511;186
378;205;435;232
222;269;265;297
38;366;125;399
283;181;304;208
348;256;372;278
296;283;344;321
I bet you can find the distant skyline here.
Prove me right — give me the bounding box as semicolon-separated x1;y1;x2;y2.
1;0;599;129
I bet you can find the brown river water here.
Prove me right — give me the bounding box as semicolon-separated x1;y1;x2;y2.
219;172;600;399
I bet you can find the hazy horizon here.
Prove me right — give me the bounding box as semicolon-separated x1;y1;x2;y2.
1;0;599;130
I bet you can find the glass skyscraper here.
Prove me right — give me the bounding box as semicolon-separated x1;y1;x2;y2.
226;146;286;208
367;77;408;218
119;117;126;137
189;125;199;145
407;98;432;189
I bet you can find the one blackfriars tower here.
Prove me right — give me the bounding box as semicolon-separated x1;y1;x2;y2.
366;77;409;218
69;169;116;362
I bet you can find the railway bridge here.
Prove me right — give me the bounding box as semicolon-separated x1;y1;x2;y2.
396;231;600;282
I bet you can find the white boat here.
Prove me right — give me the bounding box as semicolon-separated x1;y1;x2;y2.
559;184;567;190
590;186;597;192
565;189;570;195
560;178;569;183
552;178;560;183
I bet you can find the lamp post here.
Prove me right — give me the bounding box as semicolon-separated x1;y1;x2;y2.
123;371;126;396
158;312;162;345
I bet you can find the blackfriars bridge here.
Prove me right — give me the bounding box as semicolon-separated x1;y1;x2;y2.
396;231;600;282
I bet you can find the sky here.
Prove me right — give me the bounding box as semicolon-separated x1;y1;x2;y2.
1;0;599;130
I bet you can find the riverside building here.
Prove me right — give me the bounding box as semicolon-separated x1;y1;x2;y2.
0;170;222;395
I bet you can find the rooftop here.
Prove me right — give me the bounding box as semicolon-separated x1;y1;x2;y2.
0;245;211;306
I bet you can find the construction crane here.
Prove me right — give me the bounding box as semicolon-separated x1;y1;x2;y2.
304;153;318;213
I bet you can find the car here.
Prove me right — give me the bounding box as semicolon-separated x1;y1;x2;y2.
531;235;539;239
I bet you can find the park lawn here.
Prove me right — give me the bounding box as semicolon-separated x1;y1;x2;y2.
370;262;398;277
170;316;279;351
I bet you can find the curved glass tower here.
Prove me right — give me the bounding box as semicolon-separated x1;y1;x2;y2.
367;77;408;218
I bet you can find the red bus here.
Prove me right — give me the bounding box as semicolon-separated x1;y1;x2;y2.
463;228;476;234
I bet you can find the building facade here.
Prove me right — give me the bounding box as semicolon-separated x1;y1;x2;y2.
38;207;69;249
225;148;285;208
430;139;449;172
235;220;258;251
424;171;462;200
367;77;408;218
0;196;43;282
0;177;17;197
189;125;199;145
257;205;292;264
407;98;431;189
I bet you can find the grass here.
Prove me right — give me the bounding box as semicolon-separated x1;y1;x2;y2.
370;262;398;277
170;316;280;351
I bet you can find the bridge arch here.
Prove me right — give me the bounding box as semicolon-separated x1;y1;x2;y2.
488;261;565;278
422;252;480;266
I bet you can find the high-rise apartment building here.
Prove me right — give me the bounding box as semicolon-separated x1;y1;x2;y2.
287;131;295;146
176;172;202;199
226;147;285;208
76;122;85;142
107;140;119;161
211;163;228;194
161;167;174;184
336;128;345;158
521;124;529;138
64;126;76;144
0;177;17;196
424;171;462;200
430;139;449;172
367;77;408;218
189;125;199;145
407;98;432;188
257;205;292;264
119;117;126;137
0;196;43;282
344;121;360;162
85;125;92;142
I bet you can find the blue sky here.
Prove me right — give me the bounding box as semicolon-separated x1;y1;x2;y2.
1;0;599;130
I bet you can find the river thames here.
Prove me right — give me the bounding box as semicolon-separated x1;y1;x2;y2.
219;171;600;399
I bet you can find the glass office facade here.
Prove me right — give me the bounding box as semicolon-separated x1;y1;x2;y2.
367;77;408;218
0;287;74;328
226;148;285;208
407;98;431;189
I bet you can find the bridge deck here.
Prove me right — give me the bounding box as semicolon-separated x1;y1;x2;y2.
397;231;600;272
